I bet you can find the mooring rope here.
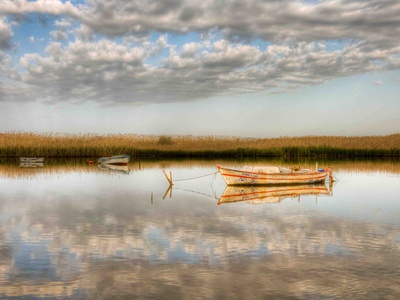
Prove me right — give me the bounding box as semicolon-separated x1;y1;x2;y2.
173;187;218;200
173;171;219;182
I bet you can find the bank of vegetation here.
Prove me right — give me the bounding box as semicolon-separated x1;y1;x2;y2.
1;132;399;159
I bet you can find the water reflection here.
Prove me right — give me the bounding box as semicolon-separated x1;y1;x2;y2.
19;162;44;168
218;183;332;205
97;163;130;174
0;159;400;299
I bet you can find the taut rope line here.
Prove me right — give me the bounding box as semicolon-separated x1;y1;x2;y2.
169;171;219;182
163;171;219;184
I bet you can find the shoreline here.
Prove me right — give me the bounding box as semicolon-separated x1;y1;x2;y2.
1;147;399;159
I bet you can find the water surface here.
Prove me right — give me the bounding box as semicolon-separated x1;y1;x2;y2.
0;159;400;299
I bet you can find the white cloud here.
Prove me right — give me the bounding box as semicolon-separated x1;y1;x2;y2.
12;36;399;105
156;34;169;48
2;0;400;44
182;42;202;57
0;17;12;50
1;0;400;105
55;18;72;28
50;30;67;40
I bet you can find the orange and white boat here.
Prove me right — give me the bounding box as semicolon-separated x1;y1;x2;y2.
217;165;332;186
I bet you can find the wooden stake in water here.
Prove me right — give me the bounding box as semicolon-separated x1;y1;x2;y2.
163;170;173;185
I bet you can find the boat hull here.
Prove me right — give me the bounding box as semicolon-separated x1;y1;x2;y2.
98;155;131;165
217;166;330;185
20;157;44;163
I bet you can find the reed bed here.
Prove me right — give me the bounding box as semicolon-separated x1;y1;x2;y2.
1;132;400;158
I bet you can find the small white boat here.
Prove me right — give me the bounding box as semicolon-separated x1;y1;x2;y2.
218;184;331;205
98;154;131;165
217;165;332;185
20;157;44;163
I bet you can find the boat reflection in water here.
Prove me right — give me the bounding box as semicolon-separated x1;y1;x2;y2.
97;163;130;174
218;183;332;205
19;162;44;168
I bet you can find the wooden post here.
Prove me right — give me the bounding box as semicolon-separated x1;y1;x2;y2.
151;192;153;204
163;170;173;185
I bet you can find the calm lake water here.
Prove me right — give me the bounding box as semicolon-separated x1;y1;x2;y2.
0;158;400;299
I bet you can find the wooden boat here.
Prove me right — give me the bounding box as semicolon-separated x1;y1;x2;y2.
20;157;44;163
98;154;130;165
218;184;331;205
217;165;332;185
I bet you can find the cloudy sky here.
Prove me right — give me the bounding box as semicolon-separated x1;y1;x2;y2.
0;0;399;137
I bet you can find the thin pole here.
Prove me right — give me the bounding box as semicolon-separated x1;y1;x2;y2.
163;170;173;185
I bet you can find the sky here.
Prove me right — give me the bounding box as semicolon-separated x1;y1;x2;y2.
0;0;399;138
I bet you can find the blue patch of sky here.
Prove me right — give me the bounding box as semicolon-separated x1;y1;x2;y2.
323;39;349;52
9;13;76;68
10;13;52;56
167;31;203;48
252;37;271;51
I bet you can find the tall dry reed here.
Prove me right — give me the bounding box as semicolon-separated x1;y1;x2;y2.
1;131;399;158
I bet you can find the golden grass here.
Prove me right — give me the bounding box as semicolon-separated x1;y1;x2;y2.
1;131;400;157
